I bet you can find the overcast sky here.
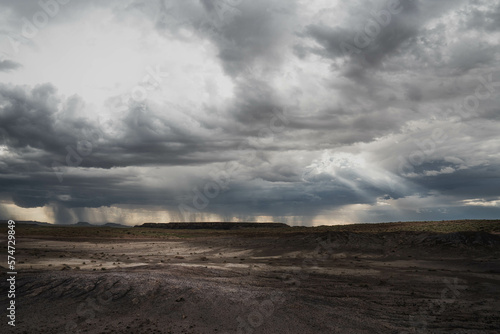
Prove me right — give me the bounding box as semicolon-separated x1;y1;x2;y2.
0;0;499;225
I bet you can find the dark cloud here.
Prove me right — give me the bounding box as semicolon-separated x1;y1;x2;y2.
0;59;21;72
0;84;237;170
464;1;500;32
210;0;296;76
1;0;499;224
303;0;421;78
447;39;497;74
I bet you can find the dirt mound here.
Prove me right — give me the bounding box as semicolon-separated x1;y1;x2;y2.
423;231;500;248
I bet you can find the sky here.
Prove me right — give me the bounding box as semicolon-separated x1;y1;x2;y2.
0;0;499;226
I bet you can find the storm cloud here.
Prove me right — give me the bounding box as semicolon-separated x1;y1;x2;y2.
0;59;22;72
0;0;499;225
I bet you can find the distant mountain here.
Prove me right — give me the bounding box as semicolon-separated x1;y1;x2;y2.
1;220;129;228
74;221;93;226
0;220;52;226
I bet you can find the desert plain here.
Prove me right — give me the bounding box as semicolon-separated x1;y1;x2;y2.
1;220;500;333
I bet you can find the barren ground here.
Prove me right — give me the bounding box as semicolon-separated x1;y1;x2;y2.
1;221;500;333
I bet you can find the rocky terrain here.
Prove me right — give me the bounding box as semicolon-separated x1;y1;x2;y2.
1;221;500;333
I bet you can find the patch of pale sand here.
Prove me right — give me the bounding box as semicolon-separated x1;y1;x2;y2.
223;263;251;269
19;239;261;263
319;252;350;259
247;255;283;260
19;239;224;261
248;252;315;260
170;262;380;276
245;264;380;276
17;258;148;270
171;263;251;271
213;249;254;258
20;239;182;250
249;251;361;260
262;264;379;276
19;239;93;250
107;242;225;259
309;267;380;275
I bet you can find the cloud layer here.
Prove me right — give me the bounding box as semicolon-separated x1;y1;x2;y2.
0;0;499;225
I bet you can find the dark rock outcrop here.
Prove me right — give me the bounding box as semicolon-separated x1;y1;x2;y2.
135;222;289;230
